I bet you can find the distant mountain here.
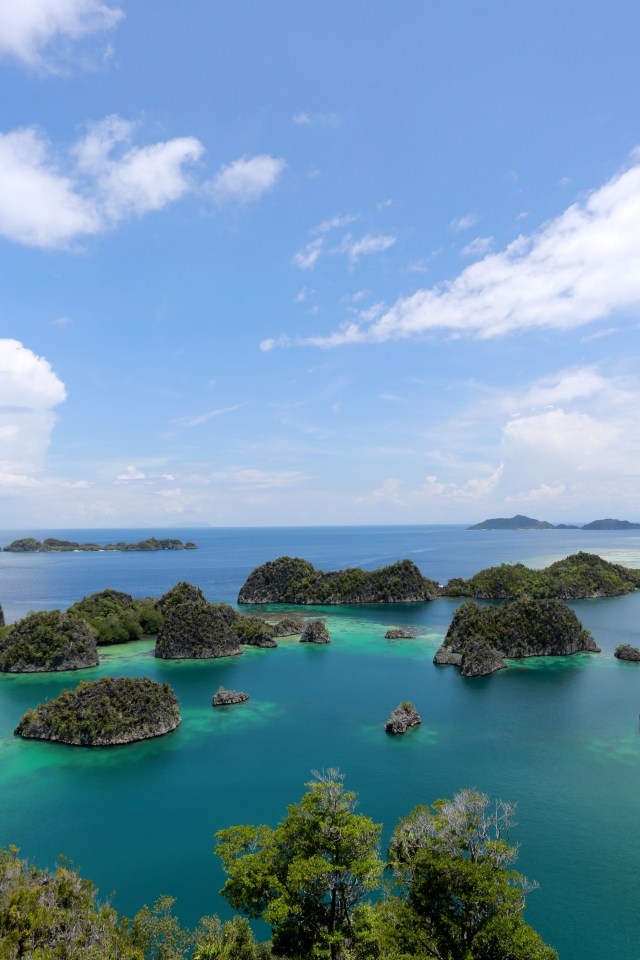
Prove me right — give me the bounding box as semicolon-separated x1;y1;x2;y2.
581;519;640;530
468;515;555;530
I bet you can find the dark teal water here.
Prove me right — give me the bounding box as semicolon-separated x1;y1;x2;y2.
1;526;639;959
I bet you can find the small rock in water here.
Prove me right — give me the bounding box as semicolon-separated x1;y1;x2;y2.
212;686;249;706
300;619;331;644
385;701;421;735
614;644;640;661
384;627;416;639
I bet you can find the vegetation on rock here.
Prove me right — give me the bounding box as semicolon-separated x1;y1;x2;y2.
300;619;330;643
614;644;640;661
268;615;304;636
213;686;250;706
15;676;181;746
69;588;162;644
0;609;99;673
385;701;421;734
157;580;208;611
442;551;640;600
2;536;197;552
384;627;417;639
435;599;599;676
155;600;243;659
232;614;278;648
468;515;555;530
238;556;439;604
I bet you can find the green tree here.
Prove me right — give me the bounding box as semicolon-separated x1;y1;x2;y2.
215;769;383;960
383;789;557;960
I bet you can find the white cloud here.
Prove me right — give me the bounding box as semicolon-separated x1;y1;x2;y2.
292;238;324;270
461;235;494;257
171;402;246;427
339;232;396;265
313;214;358;234
211;468;311;489
117;465;146;481
0;339;66;477
360;464;504;507
300;154;640;346
210;154;285;204
0;118;204;249
291;111;338;127
0;0;123;68
450;213;478;232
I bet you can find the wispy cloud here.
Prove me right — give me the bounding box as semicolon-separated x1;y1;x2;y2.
171;402;247;427
209;154;286;205
461;235;494;257
449;213;478;232
338;232;396;265
0;0;123;69
312;213;358;235
292;238;324;270
291;111;339;127
297;153;640;346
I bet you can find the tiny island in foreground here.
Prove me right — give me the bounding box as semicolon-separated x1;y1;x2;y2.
15;676;181;746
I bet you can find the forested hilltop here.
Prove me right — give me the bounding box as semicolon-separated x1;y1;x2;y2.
0;771;557;959
239;552;640;604
2;536;197;552
469;514;640;530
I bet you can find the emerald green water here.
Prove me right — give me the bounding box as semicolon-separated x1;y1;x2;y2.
1;527;640;958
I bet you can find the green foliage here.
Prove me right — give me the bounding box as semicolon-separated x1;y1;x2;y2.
69;590;163;645
155;601;242;660
157;582;208;611
238;557;439;605
443;551;640;599
1;537;196;553
384;789;558;960
15;676;181;746
0;609;99;673
216;769;383;960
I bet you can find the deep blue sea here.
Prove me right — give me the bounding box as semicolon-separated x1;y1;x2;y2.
1;525;639;959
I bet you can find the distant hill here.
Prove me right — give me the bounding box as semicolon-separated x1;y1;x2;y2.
468;515;555;530
469;515;640;530
581;519;640;530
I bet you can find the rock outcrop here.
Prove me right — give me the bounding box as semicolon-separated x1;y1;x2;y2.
232;615;278;648
385;701;421;734
384;627;417;639
434;599;599;677
269;616;304;637
0;604;4;629
155;600;243;659
213;686;249;706
0;610;99;673
14;677;180;746
614;644;640;661
300;619;331;644
238;556;439;604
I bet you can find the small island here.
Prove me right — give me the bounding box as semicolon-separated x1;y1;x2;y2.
434;599;600;677
0;610;99;673
442;552;640;600
14;676;181;746
238;556;439;604
385;701;421;734
213;686;250;706
384;627;417;639
614;644;640;661
2;537;197;553
469;515;640;530
69;589;162;644
155;591;243;660
300;619;331;643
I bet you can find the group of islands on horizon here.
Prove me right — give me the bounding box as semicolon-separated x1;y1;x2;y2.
469;515;640;530
1;550;640;748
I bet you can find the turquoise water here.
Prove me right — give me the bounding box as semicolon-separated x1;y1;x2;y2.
1;525;640;958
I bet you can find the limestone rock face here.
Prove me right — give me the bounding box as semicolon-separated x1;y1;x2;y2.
614;644;640;661
384;627;417;639
213;686;249;706
238;556;439;604
269;616;304;637
0;610;99;673
434;598;599;677
155;601;243;659
385;702;421;734
300;619;331;644
14;676;180;746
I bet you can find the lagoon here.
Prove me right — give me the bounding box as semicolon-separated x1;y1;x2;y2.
1;525;639;959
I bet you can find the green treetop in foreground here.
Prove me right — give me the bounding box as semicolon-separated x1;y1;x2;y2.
215;771;557;960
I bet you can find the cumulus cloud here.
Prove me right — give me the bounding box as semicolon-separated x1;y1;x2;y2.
0;117;204;249
0;339;66;478
210;154;285;204
0;0;123;67
117;465;146;481
298;155;640;346
361;464;504;508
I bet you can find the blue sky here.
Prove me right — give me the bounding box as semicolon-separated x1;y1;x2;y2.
2;0;640;527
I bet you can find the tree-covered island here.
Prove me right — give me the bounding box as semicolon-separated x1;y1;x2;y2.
0;609;99;673
238;556;439;604
15;676;181;746
434;598;599;677
2;536;198;552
